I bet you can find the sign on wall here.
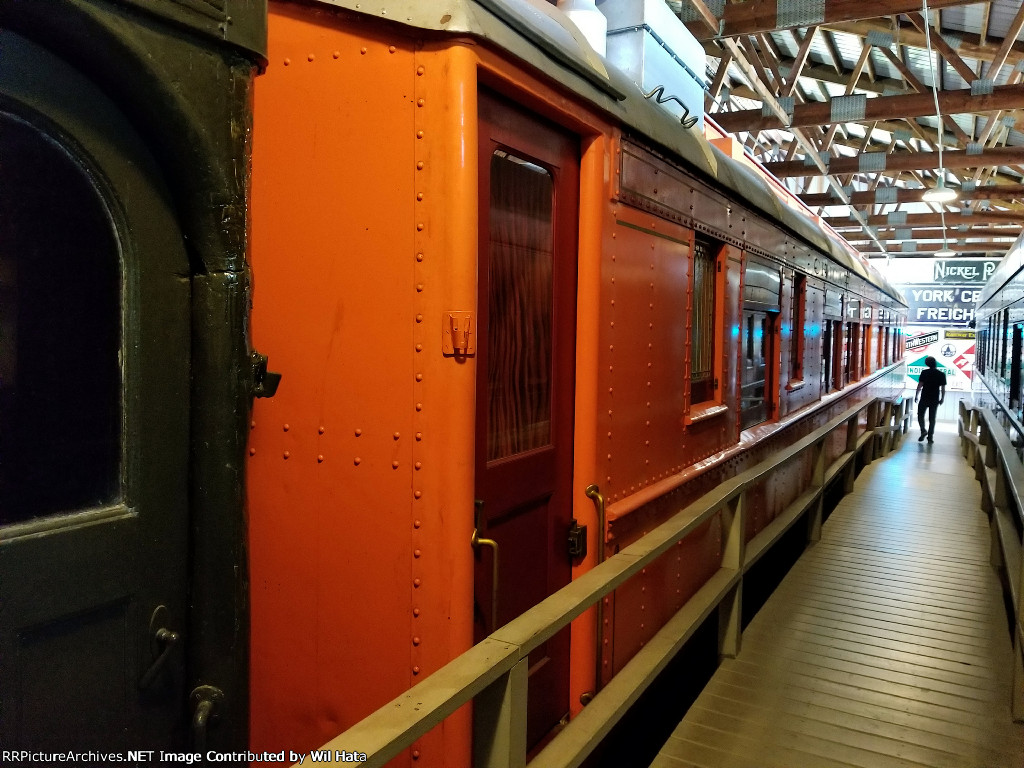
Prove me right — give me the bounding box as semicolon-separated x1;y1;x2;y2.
931;259;998;284
881;257;998;285
904;329;975;391
901;285;983;326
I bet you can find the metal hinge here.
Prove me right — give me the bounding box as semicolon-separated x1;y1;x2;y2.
250;350;282;399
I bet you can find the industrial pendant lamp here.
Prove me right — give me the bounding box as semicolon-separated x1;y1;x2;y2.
921;0;958;256
920;0;959;206
922;178;958;203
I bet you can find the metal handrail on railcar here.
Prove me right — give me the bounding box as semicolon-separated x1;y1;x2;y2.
304;390;910;767
958;402;1024;722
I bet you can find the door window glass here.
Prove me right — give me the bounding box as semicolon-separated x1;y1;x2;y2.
486;150;554;461
0;113;122;523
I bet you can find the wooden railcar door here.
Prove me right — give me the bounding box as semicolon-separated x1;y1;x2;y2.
0;33;190;750
474;92;579;748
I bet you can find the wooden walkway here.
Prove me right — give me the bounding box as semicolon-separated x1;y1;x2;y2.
652;416;1024;768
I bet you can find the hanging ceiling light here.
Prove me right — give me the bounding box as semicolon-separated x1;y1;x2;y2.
919;0;958;206
920;0;959;254
922;178;958;203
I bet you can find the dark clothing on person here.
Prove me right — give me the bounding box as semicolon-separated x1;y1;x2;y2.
917;366;947;440
918;400;939;440
917;367;947;405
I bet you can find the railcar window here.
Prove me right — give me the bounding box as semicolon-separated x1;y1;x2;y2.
846;322;862;382
690;234;720;404
1002;309;1010;380
882;327;889;367
978;327;987;375
790;274;805;381
1011;324;1022;410
987;315;995;378
0;112;122;524
485;150;554;461
821;319;833;393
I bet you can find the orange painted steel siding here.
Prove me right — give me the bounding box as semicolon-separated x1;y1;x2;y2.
249;7;476;764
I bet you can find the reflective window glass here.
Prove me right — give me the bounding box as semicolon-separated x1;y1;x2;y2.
486;150;554;461
0;112;122;523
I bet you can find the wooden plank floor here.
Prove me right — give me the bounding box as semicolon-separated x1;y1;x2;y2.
652;415;1024;768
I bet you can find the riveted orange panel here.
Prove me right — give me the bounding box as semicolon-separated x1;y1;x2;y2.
600;206;689;505
248;5;483;762
609;517;720;678
569;131;615;714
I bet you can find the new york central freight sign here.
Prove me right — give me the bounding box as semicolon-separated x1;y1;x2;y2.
902;285;983;325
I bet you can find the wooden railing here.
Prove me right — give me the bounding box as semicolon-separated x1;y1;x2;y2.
958;401;1024;722
309;394;911;767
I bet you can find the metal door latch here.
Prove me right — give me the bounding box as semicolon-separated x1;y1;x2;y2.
250;350;282;398
567;519;588;561
443;312;475;356
190;685;224;751
139;605;180;690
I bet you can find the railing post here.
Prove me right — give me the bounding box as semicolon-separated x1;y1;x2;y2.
844;413;859;493
718;490;746;659
994;459;1009;512
985;421;998;470
958;401;969;458
880;400;894;456
807;440;825;543
864;400;879;464
473;657;528;768
1015;559;1024;721
977;420;991;488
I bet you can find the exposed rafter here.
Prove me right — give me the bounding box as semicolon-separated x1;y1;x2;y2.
763;146;1024;177
685;0;985;41
800;184;1024;206
826;211;1024;228
713;83;1024;134
687;0;1024;261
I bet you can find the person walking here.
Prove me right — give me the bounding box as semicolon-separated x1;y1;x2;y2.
915;356;946;443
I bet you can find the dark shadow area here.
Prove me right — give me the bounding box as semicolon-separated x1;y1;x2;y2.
741;517;809;629
582;612;719;768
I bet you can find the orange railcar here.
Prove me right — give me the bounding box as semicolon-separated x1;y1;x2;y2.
247;1;906;765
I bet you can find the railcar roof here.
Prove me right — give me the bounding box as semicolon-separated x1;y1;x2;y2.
978;230;1024;306
308;0;905;305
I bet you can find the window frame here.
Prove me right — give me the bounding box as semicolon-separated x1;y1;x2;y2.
684;232;728;425
788;272;806;388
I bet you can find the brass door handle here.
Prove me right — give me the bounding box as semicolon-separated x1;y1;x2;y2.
472;500;500;631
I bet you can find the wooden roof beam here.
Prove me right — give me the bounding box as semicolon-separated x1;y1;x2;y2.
874;44;970;146
800;183;1024;206
713;83;1024;133
826;210;1024;227
703;45;910;95
685;0;986;41
845;227;1021;239
870;241;1016;254
825;19;1024;68
985;0;1024;79
906;12;979;84
715;35;888;254
765;146;1024;177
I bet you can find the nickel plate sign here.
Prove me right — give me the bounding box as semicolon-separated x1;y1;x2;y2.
932;259;997;284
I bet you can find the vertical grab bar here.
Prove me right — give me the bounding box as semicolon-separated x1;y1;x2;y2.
585;484;606;695
472;500;500;631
